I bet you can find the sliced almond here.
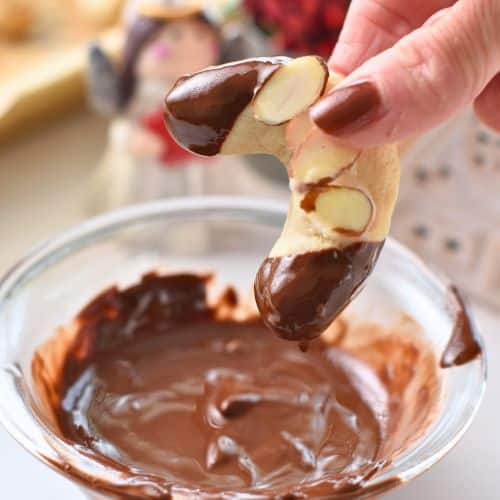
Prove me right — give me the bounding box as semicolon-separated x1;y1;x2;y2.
253;56;328;125
310;186;373;236
291;128;360;184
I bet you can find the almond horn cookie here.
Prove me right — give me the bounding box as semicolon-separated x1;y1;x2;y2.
164;56;400;342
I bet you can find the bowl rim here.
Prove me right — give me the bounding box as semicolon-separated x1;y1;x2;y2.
0;196;487;497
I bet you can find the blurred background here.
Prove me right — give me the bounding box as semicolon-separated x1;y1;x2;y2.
0;0;498;498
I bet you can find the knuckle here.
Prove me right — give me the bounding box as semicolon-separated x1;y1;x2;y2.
478;0;500;52
442;25;486;94
394;19;490;108
481;0;500;18
452;0;500;75
393;36;452;112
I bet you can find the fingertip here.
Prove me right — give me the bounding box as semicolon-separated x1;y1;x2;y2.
328;41;359;75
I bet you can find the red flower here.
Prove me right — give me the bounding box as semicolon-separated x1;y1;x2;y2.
245;0;350;58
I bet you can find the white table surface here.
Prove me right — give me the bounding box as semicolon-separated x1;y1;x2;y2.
0;112;498;499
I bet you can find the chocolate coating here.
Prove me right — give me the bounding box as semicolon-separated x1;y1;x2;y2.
255;243;384;341
164;58;285;156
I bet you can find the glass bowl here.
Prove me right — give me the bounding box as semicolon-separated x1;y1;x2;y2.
0;197;486;498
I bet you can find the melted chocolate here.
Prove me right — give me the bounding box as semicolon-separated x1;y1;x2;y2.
255;243;384;341
32;272;441;499
441;286;482;368
300;188;322;213
164;58;286;156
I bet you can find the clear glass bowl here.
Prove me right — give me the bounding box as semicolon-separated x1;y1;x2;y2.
0;197;486;498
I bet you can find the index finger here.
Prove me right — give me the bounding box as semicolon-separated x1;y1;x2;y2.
331;0;455;74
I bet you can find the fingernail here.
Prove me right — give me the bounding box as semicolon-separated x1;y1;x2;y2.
311;81;384;136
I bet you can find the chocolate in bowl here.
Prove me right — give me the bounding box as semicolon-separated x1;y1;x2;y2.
32;271;442;499
0;198;485;499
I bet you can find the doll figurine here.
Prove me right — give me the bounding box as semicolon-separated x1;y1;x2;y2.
89;0;221;165
87;0;222;210
0;0;36;41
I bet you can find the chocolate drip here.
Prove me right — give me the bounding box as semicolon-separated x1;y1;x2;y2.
254;243;384;341
164;58;286;156
300;188;321;213
441;286;482;368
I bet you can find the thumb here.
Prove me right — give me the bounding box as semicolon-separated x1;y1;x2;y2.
311;0;500;147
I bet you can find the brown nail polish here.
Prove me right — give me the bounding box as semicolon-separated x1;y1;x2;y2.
311;81;384;136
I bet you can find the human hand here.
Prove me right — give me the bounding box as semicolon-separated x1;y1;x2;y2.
310;0;500;147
